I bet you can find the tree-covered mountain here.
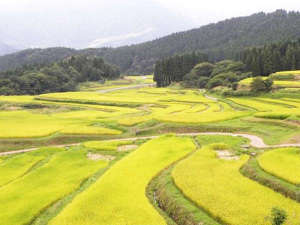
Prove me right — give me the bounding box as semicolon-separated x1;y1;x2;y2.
0;48;77;71
0;55;120;95
0;10;300;74
100;9;300;74
239;39;300;76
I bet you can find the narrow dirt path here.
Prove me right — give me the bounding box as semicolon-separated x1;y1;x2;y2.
1;132;300;156
98;84;155;93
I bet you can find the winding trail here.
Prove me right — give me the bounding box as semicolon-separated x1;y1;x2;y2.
1;132;300;156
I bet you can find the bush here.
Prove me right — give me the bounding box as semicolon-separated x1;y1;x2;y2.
182;73;199;88
192;62;215;77
250;77;273;92
206;78;223;89
197;77;209;88
271;207;287;225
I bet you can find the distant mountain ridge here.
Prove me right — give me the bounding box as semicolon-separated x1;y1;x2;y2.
0;10;300;74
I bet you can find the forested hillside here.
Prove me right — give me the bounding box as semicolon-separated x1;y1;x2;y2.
239;39;300;75
0;10;300;74
0;55;120;95
103;10;300;74
154;52;208;87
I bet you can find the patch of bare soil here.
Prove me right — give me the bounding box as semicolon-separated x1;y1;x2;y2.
87;153;115;161
216;150;239;160
117;145;138;152
2;106;23;111
285;134;300;144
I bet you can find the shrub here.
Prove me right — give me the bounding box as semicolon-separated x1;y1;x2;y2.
250;77;273;92
271;207;287;225
197;77;209;88
192;62;215;77
206;78;223;89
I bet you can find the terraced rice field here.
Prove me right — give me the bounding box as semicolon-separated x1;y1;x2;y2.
258;148;300;184
240;77;300;88
0;147;108;225
2;74;300;225
49;135;196;225
173;136;300;225
37;88;251;124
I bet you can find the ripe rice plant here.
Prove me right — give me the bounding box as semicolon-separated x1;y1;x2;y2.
0;110;122;138
258;148;300;184
153;102;248;123
239;77;300;88
83;139;134;151
274;71;300;76
0;148;108;225
229;98;288;111
118;115;151;126
0;154;43;187
61;124;122;135
49;135;196;225
173;144;300;225
0;95;35;103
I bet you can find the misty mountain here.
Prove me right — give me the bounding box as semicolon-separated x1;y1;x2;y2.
0;0;194;49
1;10;300;74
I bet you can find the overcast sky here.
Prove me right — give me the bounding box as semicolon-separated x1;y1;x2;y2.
155;0;300;24
1;0;299;25
0;0;299;49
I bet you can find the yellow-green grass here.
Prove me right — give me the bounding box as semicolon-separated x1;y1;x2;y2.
258;148;300;184
49;135;196;225
0;95;35;103
173;144;300;225
0;94;140;115
153;102;248;123
124;75;154;84
0;148;108;225
79;81;132;91
118;115;151;126
240;77;300;88
229;97;290;111
61;124;122;135
39;89;211;106
83;140;134;151
274;70;300;76
79;76;154;91
39;90;157;105
0;154;43;187
116;100;248;125
0;110;122;138
229;97;300;121
38;89;246;125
